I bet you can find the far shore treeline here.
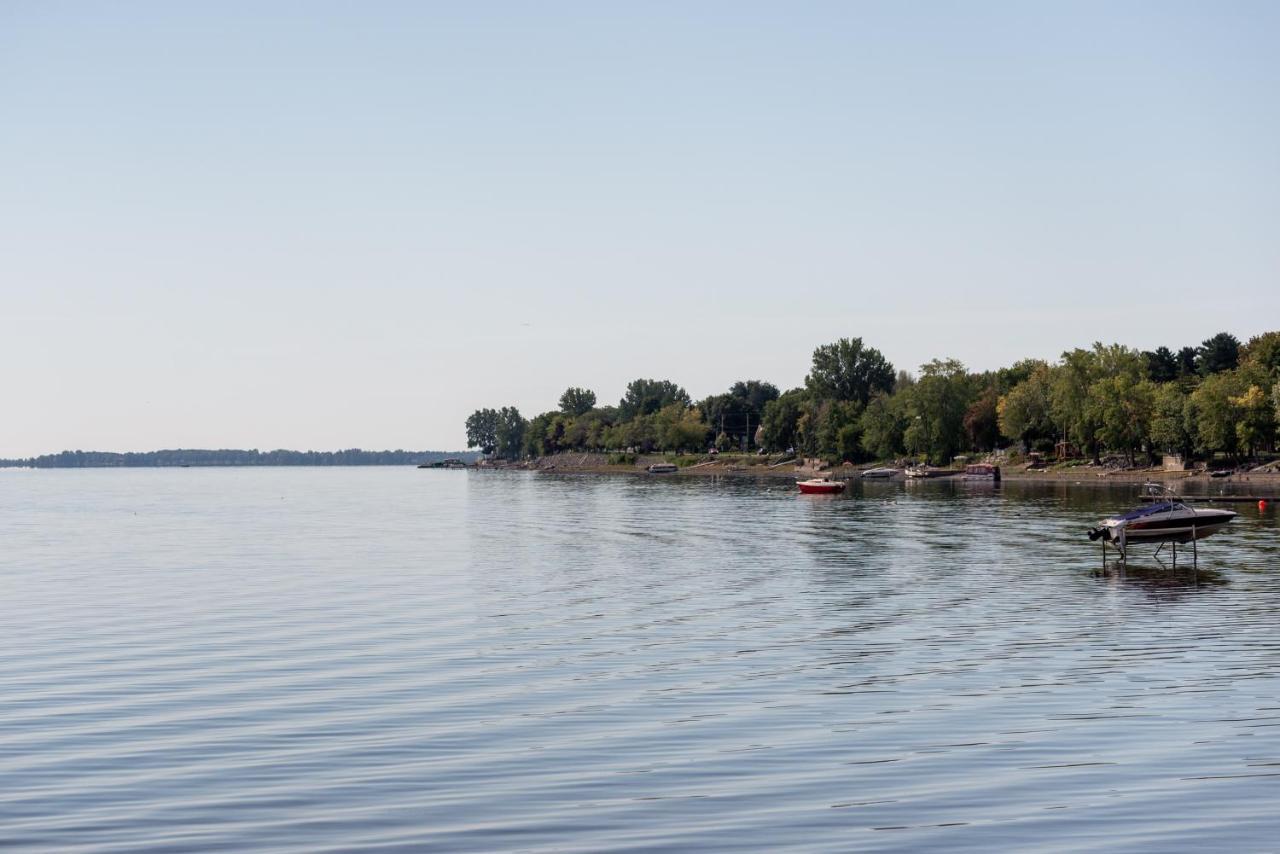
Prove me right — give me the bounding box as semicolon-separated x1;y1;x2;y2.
0;449;478;469
466;331;1280;467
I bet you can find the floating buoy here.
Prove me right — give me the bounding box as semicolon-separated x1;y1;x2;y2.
1260;500;1269;512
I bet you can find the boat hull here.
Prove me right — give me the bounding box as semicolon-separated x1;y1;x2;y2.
1092;508;1236;545
797;479;846;494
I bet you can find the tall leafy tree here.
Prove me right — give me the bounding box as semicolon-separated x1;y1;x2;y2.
904;359;971;464
760;388;808;452
998;365;1056;449
860;392;906;460
558;387;597;416
1090;376;1157;465
805;338;895;405
464;408;500;455
618;379;690;420
494;406;527;461
1150;383;1194;461
1051;348;1102;461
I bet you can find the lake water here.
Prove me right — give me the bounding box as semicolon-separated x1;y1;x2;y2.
2;468;1279;852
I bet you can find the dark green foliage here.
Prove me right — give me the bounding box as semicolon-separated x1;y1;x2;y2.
805;338;895;405
760;388;809;452
1143;347;1178;383
1198;332;1240;376
494;406;526;461
859;393;906;459
465;408;500;455
618;379;691;420
1177;346;1199;376
558;387;597;416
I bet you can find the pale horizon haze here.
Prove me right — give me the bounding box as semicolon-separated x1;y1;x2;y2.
3;2;1278;457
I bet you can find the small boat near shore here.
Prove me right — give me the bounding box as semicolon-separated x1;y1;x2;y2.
861;467;898;479
962;463;1001;481
647;462;678;474
797;477;846;494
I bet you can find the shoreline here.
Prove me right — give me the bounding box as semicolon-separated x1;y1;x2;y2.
503;453;1280;489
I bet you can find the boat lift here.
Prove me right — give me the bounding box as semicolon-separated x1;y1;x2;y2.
1095;483;1221;574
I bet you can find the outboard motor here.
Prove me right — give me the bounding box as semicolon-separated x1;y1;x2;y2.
1087;527;1106;542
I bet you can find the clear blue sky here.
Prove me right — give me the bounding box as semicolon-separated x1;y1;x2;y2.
3;2;1277;456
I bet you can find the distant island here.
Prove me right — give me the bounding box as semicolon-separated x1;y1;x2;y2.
0;449;480;469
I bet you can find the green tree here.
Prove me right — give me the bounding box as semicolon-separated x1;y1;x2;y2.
1142;346;1179;383
904;359;971;464
1231;384;1275;458
859;392;906;460
494;406;526;461
1052;348;1102;462
618;379;690;420
558;387;597;416
809;399;864;463
805;337;895;405
1198;332;1241;376
1190;371;1243;459
464;408;500;455
760;388;808;452
995;359;1048;395
1150;384;1194;461
1090;376;1156;465
997;365;1055;449
1176;346;1199;377
963;387;1001;451
1242;331;1280;378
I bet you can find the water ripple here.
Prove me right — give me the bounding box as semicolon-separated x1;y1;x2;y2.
2;468;1279;851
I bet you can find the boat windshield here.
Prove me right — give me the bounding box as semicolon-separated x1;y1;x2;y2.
1116;501;1180;521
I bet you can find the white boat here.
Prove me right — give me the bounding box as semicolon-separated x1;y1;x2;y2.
647;463;678;474
904;465;930;479
861;467;898;479
1087;484;1236;551
962;463;1001;481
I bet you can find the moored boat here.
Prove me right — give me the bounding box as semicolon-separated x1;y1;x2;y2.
962;463;1001;481
797;477;846;494
647;462;678;474
861;467;898;479
1088;484;1236;549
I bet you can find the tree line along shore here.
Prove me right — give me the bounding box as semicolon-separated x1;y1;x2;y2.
465;331;1280;472
0;449;477;469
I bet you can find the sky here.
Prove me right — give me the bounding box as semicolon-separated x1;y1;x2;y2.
2;2;1278;456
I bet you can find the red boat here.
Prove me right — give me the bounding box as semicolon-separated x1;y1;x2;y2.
796;477;846;494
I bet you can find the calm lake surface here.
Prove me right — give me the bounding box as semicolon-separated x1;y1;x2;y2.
2;468;1279;852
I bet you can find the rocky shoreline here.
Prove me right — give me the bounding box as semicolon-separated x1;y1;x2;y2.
489;452;1280;488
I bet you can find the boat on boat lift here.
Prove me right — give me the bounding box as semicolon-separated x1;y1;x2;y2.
796;476;846;494
1087;483;1236;553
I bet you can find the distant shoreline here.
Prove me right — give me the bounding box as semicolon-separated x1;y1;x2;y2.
0;448;478;469
500;452;1280;488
